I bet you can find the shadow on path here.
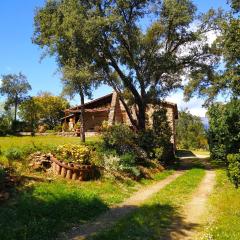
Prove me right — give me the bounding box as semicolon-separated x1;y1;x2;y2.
84;204;199;240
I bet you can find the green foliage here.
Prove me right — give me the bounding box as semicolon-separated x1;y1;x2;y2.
138;108;174;162
0;72;31;122
184;1;239;103
36;92;69;129
53;124;62;132
19;92;69;130
0;115;11;135
229;0;240;11
119;153;140;178
102;124;136;155
208;99;240;162
102;153;140;178
227;153;240;188
56;144;92;164
19;97;41;133
102;109;174;165
33;0;219;130
5;147;23;161
176;110;208;150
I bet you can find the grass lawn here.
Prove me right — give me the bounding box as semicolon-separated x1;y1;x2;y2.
192;150;210;156
0;135;100;151
0;170;173;240
0;135;175;240
90;168;205;240
197;169;240;240
0;135;101;165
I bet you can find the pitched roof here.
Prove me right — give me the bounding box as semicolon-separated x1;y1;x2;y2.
64;92;178;119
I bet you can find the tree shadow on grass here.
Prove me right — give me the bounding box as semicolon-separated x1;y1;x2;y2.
86;203;199;240
0;183;108;240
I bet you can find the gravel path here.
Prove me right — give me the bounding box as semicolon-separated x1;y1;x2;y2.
59;171;184;240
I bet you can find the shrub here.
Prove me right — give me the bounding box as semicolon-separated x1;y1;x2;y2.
137;130;156;154
137;108;174;163
102;123;136;155
102;153;140;178
103;154;121;172
208;99;240;162
227;153;240;188
53;124;62;132
5;147;23;161
0;115;11;135
56;144;91;164
119;153;140;177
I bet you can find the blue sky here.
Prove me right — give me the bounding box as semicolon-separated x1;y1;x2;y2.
0;0;230;115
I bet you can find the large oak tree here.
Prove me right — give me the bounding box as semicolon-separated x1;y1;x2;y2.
184;0;239;103
33;0;219;130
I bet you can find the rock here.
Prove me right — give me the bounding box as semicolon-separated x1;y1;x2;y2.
28;152;52;171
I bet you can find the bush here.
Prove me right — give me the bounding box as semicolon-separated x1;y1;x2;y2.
103;154;121;172
208;99;240;162
0;115;11;135
119;153;140;177
102;153;140;178
227;153;240;188
53;124;62;132
5;147;23;161
102;124;136;155
137;108;174;163
56;144;91;164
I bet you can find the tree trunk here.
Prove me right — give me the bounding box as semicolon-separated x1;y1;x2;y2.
136;101;146;130
14;100;17;122
79;89;86;142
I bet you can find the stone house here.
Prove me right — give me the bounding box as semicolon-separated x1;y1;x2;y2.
61;92;178;148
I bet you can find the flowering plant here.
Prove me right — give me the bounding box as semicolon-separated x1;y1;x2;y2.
57;144;91;164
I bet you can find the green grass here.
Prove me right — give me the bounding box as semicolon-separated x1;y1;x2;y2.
90;168;205;240
0;168;173;240
0;179;131;240
0;135;176;240
0;135;101;151
197;169;240;240
192;150;209;156
0;135;101;165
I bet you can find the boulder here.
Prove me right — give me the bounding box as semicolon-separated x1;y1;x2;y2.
28;152;52;171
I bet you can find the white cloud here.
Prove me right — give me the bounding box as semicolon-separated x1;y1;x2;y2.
166;91;207;117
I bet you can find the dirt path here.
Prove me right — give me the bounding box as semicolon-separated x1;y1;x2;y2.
59;171;184;240
167;170;216;240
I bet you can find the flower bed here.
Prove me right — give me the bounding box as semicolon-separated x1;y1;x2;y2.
50;155;99;181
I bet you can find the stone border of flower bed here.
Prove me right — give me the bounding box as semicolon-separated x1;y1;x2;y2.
50;156;99;181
